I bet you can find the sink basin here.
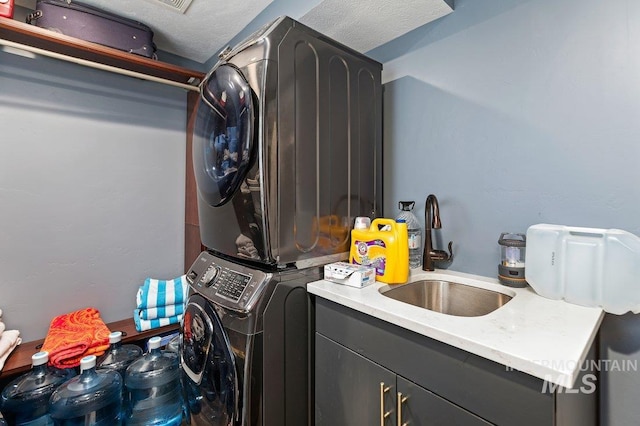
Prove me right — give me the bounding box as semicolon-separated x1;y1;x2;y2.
379;280;512;317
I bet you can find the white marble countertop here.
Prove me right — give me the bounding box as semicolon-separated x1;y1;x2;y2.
307;269;604;388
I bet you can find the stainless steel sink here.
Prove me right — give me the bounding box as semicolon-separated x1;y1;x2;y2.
379;280;512;317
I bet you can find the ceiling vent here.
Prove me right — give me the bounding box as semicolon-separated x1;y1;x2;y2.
145;0;194;14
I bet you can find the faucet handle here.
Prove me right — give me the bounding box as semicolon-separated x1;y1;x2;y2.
432;241;454;269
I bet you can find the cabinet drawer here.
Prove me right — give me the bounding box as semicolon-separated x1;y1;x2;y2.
315;333;395;426
315;333;492;426
397;376;491;426
315;297;553;426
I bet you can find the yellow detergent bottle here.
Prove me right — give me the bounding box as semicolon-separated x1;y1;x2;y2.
349;218;409;284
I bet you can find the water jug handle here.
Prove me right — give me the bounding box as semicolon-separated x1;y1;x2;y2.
566;226;605;238
371;218;396;231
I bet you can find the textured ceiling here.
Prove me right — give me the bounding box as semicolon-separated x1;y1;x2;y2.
58;0;275;63
300;0;453;54
16;0;453;64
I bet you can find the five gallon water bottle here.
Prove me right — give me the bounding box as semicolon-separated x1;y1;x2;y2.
98;332;143;379
397;201;422;268
165;335;180;354
49;354;122;425
125;336;182;426
97;331;143;419
0;351;75;425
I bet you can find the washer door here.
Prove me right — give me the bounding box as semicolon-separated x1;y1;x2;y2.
182;294;238;425
193;64;255;207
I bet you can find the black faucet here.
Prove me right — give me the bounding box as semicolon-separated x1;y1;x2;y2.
422;194;454;271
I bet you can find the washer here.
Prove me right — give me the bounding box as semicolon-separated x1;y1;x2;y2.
182;251;318;425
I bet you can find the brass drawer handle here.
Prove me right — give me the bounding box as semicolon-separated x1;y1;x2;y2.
397;391;409;426
380;382;392;425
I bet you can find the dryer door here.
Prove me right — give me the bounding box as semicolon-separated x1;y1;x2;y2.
182;294;238;425
193;64;255;207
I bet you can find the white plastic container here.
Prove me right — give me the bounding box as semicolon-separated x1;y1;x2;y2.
525;224;640;314
324;262;376;288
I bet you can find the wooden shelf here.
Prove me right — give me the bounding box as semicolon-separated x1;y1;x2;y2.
0;319;179;379
0;16;205;86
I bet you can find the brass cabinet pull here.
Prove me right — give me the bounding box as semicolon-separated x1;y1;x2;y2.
397;391;409;426
380;382;392;425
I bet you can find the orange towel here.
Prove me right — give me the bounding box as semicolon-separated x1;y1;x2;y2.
41;307;111;369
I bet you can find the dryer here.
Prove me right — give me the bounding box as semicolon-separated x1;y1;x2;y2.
182;15;382;426
191;15;382;268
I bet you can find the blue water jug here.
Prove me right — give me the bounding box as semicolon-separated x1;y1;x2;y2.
97;331;143;379
49;355;122;425
165;334;180;354
0;351;75;425
97;331;143;418
125;336;182;426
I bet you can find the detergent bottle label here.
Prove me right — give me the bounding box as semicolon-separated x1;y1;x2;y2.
353;239;387;276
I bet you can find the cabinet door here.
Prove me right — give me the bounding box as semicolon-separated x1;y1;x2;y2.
396;376;492;426
315;333;396;426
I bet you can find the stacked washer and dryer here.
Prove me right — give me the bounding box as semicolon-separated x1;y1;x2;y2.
181;16;382;425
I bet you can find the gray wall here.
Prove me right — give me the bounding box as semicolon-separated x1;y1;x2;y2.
0;49;187;342
369;0;640;424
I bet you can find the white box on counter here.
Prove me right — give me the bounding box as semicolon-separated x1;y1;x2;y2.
323;262;376;288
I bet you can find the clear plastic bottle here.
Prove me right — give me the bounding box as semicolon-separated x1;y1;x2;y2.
165;335;180;354
125;336;182;426
0;351;75;425
353;216;371;230
397;201;422;268
49;355;122;425
98;332;143;379
97;331;143;419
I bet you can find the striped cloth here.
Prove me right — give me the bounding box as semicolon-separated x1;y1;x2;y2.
134;275;188;332
133;313;182;332
136;276;188;309
135;303;184;320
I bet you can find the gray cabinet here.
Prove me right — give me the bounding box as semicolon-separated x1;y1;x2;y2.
315;333;395;425
313;297;597;426
316;333;490;425
396;376;490;426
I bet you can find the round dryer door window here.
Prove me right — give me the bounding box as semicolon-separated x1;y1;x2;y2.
193;64;255;207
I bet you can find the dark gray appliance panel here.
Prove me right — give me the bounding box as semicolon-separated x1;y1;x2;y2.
275;27;383;265
193;17;382;268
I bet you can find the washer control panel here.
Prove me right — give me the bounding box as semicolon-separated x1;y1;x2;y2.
186;251;271;313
